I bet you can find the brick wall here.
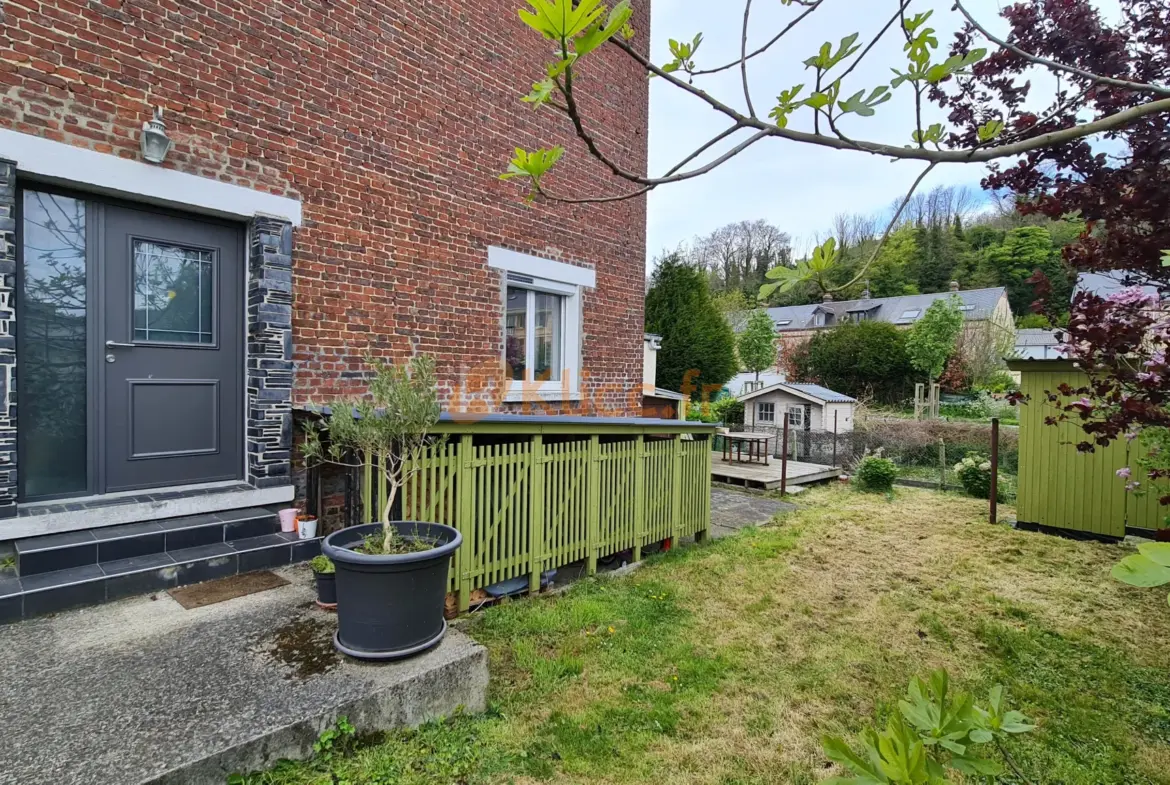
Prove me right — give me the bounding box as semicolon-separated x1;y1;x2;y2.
0;0;650;416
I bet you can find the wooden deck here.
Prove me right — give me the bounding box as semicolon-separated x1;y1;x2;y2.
710;456;842;491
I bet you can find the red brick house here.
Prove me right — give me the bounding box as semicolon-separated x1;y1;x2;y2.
0;0;650;620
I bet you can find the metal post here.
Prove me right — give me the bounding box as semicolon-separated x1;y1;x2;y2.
780;415;789;496
989;418;999;524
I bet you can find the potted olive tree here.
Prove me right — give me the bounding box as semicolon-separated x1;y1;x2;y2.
302;354;461;660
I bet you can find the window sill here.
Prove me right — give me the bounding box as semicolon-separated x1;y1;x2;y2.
504;383;582;404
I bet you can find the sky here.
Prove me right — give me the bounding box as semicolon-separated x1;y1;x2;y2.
642;0;1121;267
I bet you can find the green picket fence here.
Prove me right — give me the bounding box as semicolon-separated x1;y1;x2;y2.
360;426;713;612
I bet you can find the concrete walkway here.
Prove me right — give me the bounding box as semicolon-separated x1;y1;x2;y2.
710;486;795;538
0;565;488;785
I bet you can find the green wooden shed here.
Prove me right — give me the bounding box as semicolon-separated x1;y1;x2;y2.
1010;359;1165;540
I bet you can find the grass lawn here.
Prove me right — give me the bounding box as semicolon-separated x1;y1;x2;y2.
243;486;1170;784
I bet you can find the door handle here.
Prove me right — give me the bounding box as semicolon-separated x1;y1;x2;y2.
105;340;135;349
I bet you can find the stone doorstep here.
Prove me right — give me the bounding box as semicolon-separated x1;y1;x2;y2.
8;483;296;540
148;632;489;785
0;568;489;785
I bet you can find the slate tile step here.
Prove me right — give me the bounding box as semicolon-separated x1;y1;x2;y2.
14;507;278;555
0;537;321;624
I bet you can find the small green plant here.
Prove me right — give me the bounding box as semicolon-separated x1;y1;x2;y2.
954;453;1008;502
301;354;442;555
823;669;1035;783
313;715;357;762
309;555;335;575
855;454;898;493
1112;541;1170;605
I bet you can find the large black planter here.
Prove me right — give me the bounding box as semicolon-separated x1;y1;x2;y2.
322;521;462;660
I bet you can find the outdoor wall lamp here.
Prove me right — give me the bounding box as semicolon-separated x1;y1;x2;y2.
140;106;174;164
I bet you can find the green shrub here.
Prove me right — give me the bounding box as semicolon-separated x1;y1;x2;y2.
855;455;898;493
310;555;335;574
954;453;1008;502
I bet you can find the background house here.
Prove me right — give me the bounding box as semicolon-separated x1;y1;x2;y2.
737;382;856;433
733;284;1015;373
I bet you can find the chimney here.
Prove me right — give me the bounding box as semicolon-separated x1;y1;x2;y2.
822;293;833;303
861;281;871;299
949;281;960;292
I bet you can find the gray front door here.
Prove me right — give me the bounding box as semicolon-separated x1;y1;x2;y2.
102;205;243;492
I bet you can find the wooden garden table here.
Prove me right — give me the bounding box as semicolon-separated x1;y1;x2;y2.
721;432;772;466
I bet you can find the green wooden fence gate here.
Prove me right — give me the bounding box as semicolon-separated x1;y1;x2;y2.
360;421;715;612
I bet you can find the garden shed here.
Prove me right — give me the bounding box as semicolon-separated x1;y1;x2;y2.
1011;358;1164;539
737;382;856;433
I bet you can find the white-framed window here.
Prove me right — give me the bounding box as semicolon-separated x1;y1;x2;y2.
900;309;921;320
488;247;593;401
787;405;804;428
814;312;826;327
757;402;776;423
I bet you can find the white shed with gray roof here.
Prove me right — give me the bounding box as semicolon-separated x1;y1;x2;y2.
736;381;856;433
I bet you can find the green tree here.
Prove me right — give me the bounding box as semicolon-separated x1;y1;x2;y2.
905;295;964;384
737;309;777;382
867;226;919;298
985;226;1054;315
802;321;915;404
645;255;738;395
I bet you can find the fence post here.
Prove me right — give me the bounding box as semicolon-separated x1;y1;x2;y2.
781;416;789;496
586;434;601;575
456;433;474;612
938;438;946;491
633;434;645;561
528;434;545;593
989;418;999;524
671;433;684;545
832;410;838;466
695;434;711;543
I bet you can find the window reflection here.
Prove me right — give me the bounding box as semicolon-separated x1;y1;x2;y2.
133;241;214;344
21;192;87;497
505;287;527;381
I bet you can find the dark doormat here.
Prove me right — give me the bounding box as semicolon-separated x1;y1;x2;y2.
169;571;290;610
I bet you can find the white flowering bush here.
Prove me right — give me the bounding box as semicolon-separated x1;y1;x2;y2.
954;453;1008;502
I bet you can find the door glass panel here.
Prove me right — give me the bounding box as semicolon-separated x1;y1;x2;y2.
132;240;214;344
20;192;88;497
505;287;527;381
533;292;562;381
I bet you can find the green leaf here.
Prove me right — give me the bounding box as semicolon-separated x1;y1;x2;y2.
499;146;565;191
1112;553;1170;587
968;727;993;744
522;78;557;106
519;0;606;43
977;119;1004;142
837;86;891;117
1138;542;1170;567
575;0;633;57
951;755;1004;776
769;84;805;128
823;735;884;778
902;10;933;33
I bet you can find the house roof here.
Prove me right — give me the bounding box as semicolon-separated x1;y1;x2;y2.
1075;271;1160;299
730;287;1006;332
737;380;856;405
726;371;786;396
1013;328;1064;361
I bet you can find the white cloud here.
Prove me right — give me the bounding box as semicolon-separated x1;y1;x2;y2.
643;0;1122;267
